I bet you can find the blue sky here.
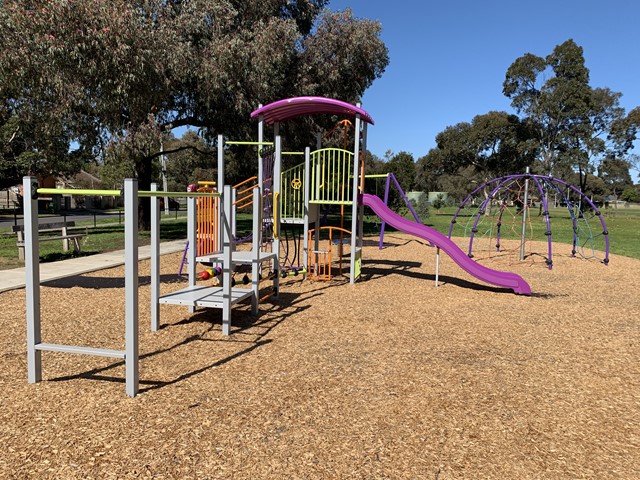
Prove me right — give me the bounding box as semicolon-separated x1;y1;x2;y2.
328;0;640;178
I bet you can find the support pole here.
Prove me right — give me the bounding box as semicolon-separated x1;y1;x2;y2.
160;142;169;215
124;178;139;398
251;187;260;314
273;123;281;292
257;108;264;192
303;147;311;272
221;185;233;335
187;193;197;314
150;183;160;331
350;111;362;284
520;167;530;261
217;134;225;251
24;176;42;384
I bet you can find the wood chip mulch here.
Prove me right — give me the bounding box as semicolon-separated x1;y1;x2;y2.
0;234;638;479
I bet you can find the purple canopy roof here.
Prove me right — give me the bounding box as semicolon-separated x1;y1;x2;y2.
250;96;374;125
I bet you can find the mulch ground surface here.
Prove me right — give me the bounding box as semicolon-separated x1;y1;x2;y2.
0;234;638;479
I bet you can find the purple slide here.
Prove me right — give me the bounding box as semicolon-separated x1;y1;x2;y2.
360;194;531;295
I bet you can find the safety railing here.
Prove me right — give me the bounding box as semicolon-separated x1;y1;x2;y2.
309;148;354;205
280;162;306;220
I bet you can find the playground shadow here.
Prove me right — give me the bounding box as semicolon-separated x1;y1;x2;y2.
361;259;517;294
43;273;186;289
362;235;430;249
47;289;323;394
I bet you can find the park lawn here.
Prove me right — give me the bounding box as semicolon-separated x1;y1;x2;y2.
0;215;192;270
371;203;639;261
1;207;638;270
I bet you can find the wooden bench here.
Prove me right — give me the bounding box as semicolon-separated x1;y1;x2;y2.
13;221;87;260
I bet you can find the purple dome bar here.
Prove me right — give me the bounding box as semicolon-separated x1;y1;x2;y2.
449;173;610;268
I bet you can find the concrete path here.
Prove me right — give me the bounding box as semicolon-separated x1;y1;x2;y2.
0;239;187;293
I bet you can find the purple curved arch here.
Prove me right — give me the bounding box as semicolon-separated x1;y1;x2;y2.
250;96;375;125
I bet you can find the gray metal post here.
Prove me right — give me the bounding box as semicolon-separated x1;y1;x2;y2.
273;123;281;292
124;179;139;397
231;187;237;239
187;194;197;314
258;108;264;192
24;176;42;383
217;134;225;190
150;183;160;331
160;142;169;215
251;187;260;314
303;147;311;272
350;112;362;284
222;185;233;335
217;134;225;250
520;167;530;261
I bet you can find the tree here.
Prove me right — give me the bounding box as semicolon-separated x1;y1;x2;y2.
385;151;415;209
503;39;638;192
0;1;389;227
620;185;640;203
503;40;590;176
415;111;534;207
599;158;633;197
0;105;83;189
430;193;445;212
361;149;385;196
165;131;216;191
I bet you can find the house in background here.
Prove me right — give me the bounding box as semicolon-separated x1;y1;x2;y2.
59;170;123;210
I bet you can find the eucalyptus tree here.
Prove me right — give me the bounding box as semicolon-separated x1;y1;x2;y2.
415;111;535;199
0;1;388;227
599;157;634;198
0;106;84;190
503;39;638;192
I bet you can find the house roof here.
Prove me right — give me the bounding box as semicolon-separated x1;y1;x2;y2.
250;96;374;126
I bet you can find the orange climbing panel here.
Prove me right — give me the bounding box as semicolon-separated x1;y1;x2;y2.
307;226;351;281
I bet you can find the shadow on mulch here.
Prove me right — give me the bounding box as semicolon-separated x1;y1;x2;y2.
47;292;312;394
39;250;102;263
43;273;186;289
362;235;430;249
362;259;520;295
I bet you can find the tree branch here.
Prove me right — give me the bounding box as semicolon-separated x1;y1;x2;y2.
146;144;213;161
160;116;207;132
7;125;20;144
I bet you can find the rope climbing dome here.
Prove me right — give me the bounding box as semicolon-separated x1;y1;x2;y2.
448;174;610;269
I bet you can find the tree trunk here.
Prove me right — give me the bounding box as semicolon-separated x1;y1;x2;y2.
136;158;153;231
483;184;491;216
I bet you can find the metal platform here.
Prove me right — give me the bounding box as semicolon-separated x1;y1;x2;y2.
197;250;277;265
158;284;254;309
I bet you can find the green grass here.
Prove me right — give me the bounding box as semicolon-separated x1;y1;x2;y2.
0;214;191;270
1;205;638;271
363;203;640;261
417;204;639;261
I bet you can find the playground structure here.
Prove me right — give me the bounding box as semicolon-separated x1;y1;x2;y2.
374;172;423;250
249;98;530;293
448;172;610;268
23;177;276;397
22;96;533;398
183;106;421;282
